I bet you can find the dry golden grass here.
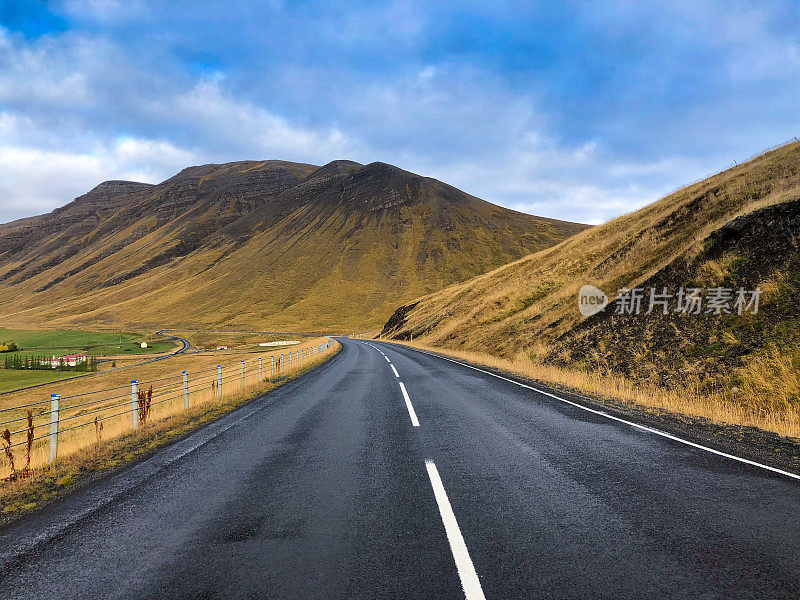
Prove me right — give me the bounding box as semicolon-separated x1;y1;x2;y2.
390;141;800;357
0;338;336;480
384;340;800;440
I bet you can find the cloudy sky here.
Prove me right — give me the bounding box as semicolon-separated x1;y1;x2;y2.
0;1;797;224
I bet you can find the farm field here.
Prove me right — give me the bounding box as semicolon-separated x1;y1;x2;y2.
0;370;82;394
0;328;177;360
0;328;180;393
0;336;335;480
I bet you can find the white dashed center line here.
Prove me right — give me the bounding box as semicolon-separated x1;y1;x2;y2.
398;382;420;427
390;364;400;378
425;460;486;600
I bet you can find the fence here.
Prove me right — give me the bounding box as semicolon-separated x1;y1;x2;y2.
0;339;335;480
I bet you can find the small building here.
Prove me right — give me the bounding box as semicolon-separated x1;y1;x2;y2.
216;346;228;350
45;353;88;368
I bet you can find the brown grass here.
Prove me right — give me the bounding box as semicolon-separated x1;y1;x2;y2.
383;340;800;440
0;338;336;480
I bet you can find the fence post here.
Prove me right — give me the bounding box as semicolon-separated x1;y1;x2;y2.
240;360;245;388
271;355;275;378
258;357;263;381
48;393;60;464
131;380;139;429
183;371;189;409
217;365;222;397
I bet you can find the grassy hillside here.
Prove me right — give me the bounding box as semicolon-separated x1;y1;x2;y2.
383;141;800;435
0;160;587;332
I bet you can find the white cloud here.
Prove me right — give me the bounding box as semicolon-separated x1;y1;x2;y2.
164;78;357;160
56;0;151;23
0;146;108;221
0;111;204;223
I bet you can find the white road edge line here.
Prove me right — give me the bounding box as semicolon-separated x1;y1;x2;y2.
385;344;800;482
425;460;487;600
390;364;400;378
399;382;420;427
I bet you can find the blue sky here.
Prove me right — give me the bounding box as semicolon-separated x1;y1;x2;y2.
0;1;797;224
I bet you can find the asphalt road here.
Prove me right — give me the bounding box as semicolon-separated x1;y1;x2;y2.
0;338;797;599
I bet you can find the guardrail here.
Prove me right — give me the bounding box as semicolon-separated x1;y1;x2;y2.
0;339;334;480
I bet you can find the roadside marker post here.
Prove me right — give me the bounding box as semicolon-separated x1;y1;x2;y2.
48;393;60;464
240;360;245;388
271;355;275;378
281;354;284;373
183;371;189;409
131;380;139;429
258;357;263;380
217;365;222;397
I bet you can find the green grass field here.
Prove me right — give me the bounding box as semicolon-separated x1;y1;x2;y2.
0;369;83;393
0;328;176;361
0;328;178;393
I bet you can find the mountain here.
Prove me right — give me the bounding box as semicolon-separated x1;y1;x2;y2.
0;159;588;331
382;141;800;417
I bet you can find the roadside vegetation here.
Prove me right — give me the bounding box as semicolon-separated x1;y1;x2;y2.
0;337;339;518
0;370;77;393
383;339;800;440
